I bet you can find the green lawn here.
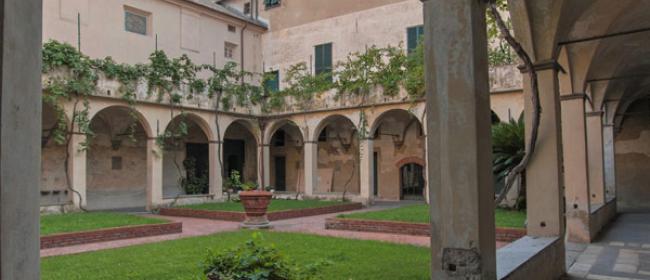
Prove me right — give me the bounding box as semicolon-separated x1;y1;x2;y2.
41;212;167;236
41;231;431;280
339;204;527;229
178;199;350;213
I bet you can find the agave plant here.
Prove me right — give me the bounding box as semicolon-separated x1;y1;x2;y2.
492;114;525;198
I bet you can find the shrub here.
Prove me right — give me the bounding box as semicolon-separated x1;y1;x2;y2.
203;233;329;280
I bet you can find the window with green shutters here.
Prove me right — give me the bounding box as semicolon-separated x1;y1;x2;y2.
315;43;333;82
407;25;424;54
264;70;280;93
264;0;281;9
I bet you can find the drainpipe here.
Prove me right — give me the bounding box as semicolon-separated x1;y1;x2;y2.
240;23;248;74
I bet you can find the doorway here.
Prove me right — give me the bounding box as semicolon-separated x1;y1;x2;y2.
400;163;424;200
274;156;286;191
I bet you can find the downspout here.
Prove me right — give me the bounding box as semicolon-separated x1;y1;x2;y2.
240;23;248;74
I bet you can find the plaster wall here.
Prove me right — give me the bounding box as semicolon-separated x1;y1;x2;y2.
615;100;650;212
43;0;264;73
316;124;360;195
374;118;425;200
224;122;259;183
162;121;209;197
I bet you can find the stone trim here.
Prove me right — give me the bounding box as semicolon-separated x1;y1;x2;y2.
209;140;223;144
40;222;182;249
560;93;587;101
159;202;363;222
325;218;526;242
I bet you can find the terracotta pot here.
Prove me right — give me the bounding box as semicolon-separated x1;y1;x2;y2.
239;190;273;228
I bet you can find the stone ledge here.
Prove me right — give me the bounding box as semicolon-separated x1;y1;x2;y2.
325;218;526;242
40;222;183;249
496;236;564;280
159;203;363;222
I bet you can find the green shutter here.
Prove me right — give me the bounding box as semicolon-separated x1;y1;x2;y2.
407;25;424;54
315;43;333;82
264;71;280;93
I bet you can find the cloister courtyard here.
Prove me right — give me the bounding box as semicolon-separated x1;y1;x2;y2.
1;0;650;279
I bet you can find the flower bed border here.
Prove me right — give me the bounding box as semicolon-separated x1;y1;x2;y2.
40;222;183;249
325;218;526;242
159;202;363;222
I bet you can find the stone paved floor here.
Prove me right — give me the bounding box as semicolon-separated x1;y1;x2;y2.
567;213;650;280
41;202;508;257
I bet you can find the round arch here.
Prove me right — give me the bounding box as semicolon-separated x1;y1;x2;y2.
264;119;305;146
312;114;357;143
89;105;153;139
369;109;423;138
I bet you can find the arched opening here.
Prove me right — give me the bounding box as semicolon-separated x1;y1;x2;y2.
370;109;425;200
314;115;359;195
41;103;70;207
615;98;650;212
268;121;304;192
400;163;425;200
87;106;149;211
162;115;211;198
223;120;259;186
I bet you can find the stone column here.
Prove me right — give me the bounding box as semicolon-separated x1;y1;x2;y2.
68;133;88;209
522;63;565;239
147;138;164;209
423;0;496;278
262;144;271;188
560;94;592;243
209;141;223;200
359;138;374;205
587;112;606;205
603;124;617;199
303;141;318;196
0;0;42;278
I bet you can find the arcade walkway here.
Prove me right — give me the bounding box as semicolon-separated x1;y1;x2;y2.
567;213;650;280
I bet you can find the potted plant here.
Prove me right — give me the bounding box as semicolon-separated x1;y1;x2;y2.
230;171;273;228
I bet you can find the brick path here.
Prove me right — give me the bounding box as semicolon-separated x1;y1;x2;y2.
567;213;650;280
41;204;508;257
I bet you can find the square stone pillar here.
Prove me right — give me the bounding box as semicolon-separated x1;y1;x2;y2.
262;144;271;188
359;138;374;205
209;141;223;200
603;124;617;199
69;133;88;209
0;0;42;278
423;0;496;278
523;65;565;239
147;138;164;209
560;94;592;243
303;141;318;196
304;142;318;196
587;112;606;205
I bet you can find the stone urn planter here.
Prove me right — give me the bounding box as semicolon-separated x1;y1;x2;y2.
239;190;273;229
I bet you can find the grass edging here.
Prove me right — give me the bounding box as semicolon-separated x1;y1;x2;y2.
41;222;183;249
159;203;363;222
325;218;526;242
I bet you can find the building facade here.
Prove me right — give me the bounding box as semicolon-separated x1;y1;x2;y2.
40;0;523;212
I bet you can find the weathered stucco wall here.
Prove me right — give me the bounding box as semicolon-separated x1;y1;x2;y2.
41;104;70;206
43;0;265;73
615;99;650;212
269;125;304;192
316;121;360;195
374;118;425;200
86;108;148;210
162;120;209;197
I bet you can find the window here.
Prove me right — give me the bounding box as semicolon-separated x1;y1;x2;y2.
265;70;280;93
224;42;237;59
228;25;236;33
407;25;424;54
124;8;150;35
264;0;281;9
315;43;333;82
244;2;251;14
111;157;123;170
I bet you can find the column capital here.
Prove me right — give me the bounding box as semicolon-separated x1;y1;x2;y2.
303;141;318;144
209;140;223;144
518;59;565;74
560;93;587;102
